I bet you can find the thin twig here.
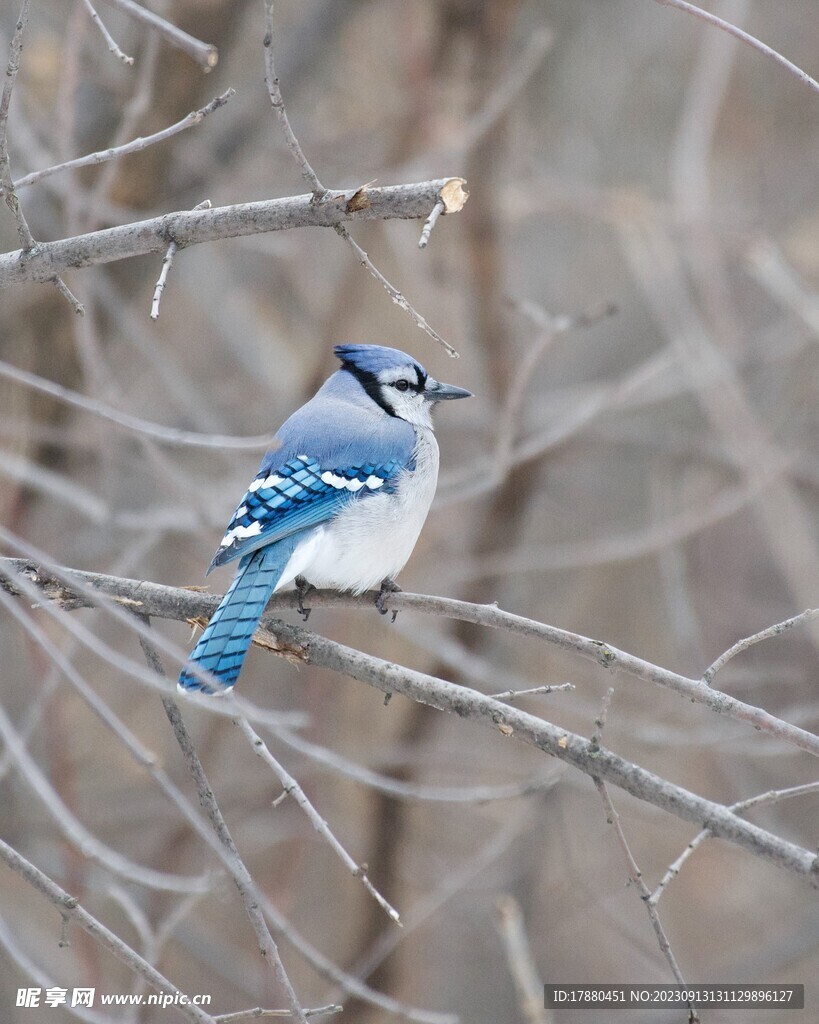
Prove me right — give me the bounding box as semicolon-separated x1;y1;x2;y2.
81;0;134;65
589;685;615;754
590;692;698;1023
150;240;177;318
98;0;218;70
138;626;309;1024
261;0;460;356
653;0;819;95
9;92;234;194
650;780;819;905
702;608;819;684
0;0;35;251
494;896;552;1024
0;839;218;1024
236;718;401;924
595;781;699;1023
731;780;819;816
335;224;459;356
0;674;211;894
488;683;574;702
262;0;324;197
0;909;117;1024
149;194;210;315
418;199;444;248
270;722;558;803
51;273;85;314
0;0;85;313
151;198;211;319
0;359;271;449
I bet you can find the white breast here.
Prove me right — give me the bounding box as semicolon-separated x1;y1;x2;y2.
275;428;439;594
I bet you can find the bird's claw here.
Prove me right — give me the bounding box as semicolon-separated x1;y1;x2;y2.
294;575;315;621
375;578;401;622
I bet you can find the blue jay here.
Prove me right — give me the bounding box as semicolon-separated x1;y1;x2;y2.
179;344;471;693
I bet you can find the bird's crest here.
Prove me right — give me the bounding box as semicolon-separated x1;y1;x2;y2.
334;344;427;380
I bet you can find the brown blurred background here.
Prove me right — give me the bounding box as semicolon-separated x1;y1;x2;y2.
1;1;818;1022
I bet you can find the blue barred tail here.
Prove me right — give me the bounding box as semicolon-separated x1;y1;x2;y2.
178;540;297;694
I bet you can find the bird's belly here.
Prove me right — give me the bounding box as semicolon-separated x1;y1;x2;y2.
301;490;428;592
281;433;439;594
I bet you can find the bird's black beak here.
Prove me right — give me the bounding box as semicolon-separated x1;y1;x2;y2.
424;377;473;402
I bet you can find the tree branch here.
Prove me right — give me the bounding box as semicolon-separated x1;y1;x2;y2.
0;0;84;312
2;558;818;885
139;627;309;1024
0;0;35;252
596;781;699;1022
7;91;234;195
261;2;464;355
81;0;134;66
0;358;271;450
649;779;819;907
0;838;217;1024
4;555;816;757
702;608;819;685
0;566;438;1022
334;222;459;356
591;689;698;1022
97;0;218;70
0;179;466;288
236;718;401;924
262;0;324;197
652;0;819;96
493;896;551;1024
151;199;212;320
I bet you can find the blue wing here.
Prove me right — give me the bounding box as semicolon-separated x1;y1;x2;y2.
208;370;417;571
209;453;406;570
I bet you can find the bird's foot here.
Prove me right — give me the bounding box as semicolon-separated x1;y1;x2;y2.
375;577;401;622
294;575;315;621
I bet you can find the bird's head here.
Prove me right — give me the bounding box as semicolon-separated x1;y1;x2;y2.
334;344;471;428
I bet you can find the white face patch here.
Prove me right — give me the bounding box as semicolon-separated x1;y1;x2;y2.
220;521;263;547
374;366;433;428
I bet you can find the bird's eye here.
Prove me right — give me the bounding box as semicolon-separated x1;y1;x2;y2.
393;379;410;392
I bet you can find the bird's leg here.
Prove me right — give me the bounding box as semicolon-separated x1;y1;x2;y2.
375;577;401;622
294;575;315;621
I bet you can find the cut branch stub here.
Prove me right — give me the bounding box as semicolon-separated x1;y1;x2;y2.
438;176;469;214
